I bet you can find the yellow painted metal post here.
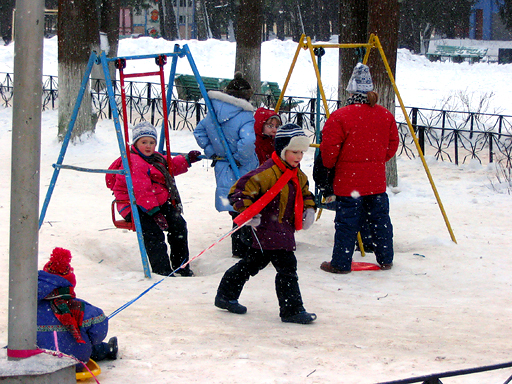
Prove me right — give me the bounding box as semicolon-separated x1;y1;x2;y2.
274;34;306;113
369;34;457;244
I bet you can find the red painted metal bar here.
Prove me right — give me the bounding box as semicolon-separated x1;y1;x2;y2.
123;71;161;78
115;59;132;172
155;55;174;176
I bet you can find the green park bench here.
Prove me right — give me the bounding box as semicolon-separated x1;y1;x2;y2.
174;74;303;111
426;45;488;64
174;74;224;101
261;81;303;111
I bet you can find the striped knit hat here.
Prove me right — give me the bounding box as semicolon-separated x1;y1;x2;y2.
274;123;310;161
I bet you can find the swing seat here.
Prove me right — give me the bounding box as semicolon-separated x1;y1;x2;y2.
111;200;135;231
76;358;101;381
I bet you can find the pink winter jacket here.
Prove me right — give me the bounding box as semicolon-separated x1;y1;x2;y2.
106;147;189;218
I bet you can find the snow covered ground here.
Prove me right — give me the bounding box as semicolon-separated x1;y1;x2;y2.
1;37;512;383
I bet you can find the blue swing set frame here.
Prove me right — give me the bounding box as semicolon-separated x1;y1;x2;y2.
39;44;240;278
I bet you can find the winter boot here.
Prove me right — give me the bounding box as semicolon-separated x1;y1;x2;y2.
107;337;118;360
379;263;393;270
215;294;247;314
281;311;317;324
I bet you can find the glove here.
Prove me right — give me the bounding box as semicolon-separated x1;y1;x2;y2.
153;212;168;231
246;214;261;228
302;208;315;230
186;150;202;165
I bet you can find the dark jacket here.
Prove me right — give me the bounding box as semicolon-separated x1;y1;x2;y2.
37;271;108;363
228;157;315;251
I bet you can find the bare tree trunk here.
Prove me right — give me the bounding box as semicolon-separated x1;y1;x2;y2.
159;0;178;40
0;0;15;44
101;0;120;80
338;0;368;102
368;0;399;187
235;0;263;96
195;0;208;40
58;0;99;141
91;0;121;87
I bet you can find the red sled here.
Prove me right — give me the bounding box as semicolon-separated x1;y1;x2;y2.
351;262;381;271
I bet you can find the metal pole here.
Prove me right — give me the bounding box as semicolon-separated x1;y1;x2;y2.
8;0;45;359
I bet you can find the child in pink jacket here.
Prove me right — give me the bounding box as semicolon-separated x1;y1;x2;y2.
107;122;201;276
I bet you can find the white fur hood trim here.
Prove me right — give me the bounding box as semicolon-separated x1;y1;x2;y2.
208;90;255;112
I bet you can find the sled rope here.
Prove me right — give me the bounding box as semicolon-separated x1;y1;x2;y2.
108;223;247;319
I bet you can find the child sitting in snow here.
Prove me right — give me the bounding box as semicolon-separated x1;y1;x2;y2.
106;121;201;277
37;247;118;366
215;123;317;324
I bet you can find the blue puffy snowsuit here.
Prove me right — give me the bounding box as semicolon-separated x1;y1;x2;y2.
36;271;108;363
194;90;258;212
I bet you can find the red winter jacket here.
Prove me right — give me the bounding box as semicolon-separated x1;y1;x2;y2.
254;107;281;164
106;147;189;218
320;103;399;197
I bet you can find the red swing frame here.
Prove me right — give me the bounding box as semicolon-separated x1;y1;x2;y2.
110;55;173;230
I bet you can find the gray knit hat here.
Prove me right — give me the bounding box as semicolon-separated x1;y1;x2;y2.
346;63;374;94
132;121;157;144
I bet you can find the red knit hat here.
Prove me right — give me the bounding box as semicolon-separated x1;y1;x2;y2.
43;247;76;287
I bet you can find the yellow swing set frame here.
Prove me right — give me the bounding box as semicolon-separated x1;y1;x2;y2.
274;33;457;245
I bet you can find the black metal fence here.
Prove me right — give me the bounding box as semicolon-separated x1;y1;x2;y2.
1;72;511;167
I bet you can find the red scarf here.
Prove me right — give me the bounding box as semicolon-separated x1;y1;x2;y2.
234;152;303;230
45;286;86;344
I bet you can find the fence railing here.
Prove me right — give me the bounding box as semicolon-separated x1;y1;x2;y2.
1;72;511;167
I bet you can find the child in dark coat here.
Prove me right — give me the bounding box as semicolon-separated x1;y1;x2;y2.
107;122;201;276
215;124;317;324
37;248;117;366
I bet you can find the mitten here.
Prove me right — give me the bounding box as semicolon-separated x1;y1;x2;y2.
302;208;315;230
246;214;261;228
153;212;168;231
186;150;202;165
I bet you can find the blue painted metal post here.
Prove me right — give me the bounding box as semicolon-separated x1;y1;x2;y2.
181;44;241;179
100;52;152;279
39;53;98;228
157;45;180;153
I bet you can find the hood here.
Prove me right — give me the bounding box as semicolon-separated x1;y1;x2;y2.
208;90;255;123
38;270;73;301
254;107;281;139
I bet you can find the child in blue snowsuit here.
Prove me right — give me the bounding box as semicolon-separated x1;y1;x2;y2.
37;248;117;366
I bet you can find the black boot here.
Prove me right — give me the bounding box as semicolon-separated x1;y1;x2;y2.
281;311;317;324
107;337;118;360
215;294;247;314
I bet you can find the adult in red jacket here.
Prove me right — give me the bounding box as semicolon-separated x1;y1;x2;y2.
319;63;399;274
254;107;282;165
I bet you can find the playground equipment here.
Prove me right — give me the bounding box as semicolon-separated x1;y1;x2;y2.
275;34;457;245
39;44;241;278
